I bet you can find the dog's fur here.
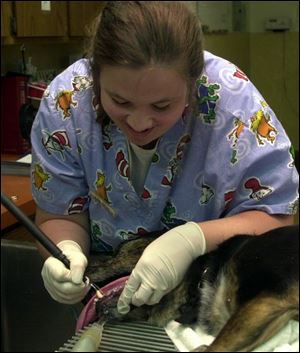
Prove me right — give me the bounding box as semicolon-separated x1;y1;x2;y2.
86;225;299;352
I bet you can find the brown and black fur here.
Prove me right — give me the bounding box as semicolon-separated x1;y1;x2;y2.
85;225;299;352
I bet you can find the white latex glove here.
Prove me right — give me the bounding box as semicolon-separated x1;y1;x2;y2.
41;240;89;304
117;222;206;314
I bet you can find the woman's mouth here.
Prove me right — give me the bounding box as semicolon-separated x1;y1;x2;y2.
125;124;154;141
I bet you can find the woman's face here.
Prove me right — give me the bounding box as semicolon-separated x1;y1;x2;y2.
100;65;188;148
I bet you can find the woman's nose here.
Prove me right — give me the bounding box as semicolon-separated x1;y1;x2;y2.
126;114;153;132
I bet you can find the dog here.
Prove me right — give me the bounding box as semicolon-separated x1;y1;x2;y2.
86;224;299;352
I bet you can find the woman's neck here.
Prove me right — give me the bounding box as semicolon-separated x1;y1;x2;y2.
136;139;159;150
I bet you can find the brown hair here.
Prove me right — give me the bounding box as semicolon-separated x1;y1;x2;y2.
87;1;204;121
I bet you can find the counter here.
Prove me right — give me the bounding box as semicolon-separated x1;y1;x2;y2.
1;154;36;232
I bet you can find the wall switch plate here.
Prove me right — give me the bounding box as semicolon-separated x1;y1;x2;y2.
41;1;51;12
265;17;291;31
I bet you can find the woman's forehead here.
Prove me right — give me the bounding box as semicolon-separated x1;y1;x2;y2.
100;65;187;101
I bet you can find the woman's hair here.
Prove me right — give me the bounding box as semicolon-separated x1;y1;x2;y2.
87;1;204;120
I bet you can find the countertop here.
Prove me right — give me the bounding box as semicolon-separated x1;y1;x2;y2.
1;153;36;230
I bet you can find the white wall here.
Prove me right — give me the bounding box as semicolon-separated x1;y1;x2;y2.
196;1;233;32
188;1;299;33
244;1;299;32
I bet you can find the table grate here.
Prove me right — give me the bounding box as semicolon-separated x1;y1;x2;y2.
56;321;178;352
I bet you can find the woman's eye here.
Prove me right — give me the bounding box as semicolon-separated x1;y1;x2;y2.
111;97;169;111
153;104;170;111
112;98;129;105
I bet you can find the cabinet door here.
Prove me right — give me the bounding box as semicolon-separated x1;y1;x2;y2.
15;1;68;37
1;1;12;37
68;1;106;37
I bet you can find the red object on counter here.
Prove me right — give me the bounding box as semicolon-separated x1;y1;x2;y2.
1;76;31;154
27;81;47;100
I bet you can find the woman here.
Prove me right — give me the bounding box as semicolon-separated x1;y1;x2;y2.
30;2;298;313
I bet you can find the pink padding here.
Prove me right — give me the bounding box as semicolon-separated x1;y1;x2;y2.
76;275;129;332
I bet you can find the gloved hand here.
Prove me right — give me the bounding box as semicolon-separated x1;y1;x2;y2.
117;222;206;314
41;240;89;304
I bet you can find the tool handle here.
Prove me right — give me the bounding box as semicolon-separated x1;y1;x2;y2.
1;192;70;269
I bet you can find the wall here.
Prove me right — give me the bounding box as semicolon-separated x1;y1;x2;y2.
203;33;249;73
244;1;299;33
188;1;299;33
197;1;233;32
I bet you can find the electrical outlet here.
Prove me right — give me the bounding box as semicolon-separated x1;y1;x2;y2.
41;1;51;12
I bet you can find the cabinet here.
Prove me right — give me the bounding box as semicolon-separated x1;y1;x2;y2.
14;1;68;37
68;1;106;36
2;1;106;40
1;1;12;37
